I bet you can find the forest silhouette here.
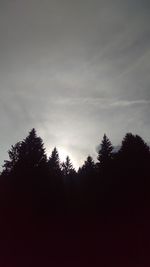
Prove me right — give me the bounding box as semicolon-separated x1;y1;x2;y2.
0;128;150;266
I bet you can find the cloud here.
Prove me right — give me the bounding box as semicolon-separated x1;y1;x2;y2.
0;0;150;168
110;99;150;108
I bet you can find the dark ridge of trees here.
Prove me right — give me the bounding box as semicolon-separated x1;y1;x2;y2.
0;128;150;266
0;129;150;215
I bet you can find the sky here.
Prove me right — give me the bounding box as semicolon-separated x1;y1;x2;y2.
0;0;150;169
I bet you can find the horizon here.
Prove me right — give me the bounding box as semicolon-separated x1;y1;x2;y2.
0;128;149;171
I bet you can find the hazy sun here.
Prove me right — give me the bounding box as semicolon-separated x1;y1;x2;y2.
58;147;68;162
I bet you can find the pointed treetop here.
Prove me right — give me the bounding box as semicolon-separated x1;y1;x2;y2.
19;128;47;168
2;142;22;174
97;134;113;165
62;155;75;176
2;128;47;173
48;147;61;173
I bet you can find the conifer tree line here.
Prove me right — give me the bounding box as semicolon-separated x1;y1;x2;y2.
0;128;150;215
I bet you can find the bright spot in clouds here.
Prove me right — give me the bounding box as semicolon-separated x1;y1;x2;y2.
58;147;68;163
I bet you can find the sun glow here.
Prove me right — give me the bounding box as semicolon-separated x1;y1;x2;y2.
58;147;68;163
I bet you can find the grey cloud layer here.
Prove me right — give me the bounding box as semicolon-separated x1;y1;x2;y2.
0;0;150;168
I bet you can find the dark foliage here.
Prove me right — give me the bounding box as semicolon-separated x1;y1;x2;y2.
97;133;113;167
0;129;150;266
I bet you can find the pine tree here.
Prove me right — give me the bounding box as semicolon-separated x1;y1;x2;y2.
78;155;96;186
48;147;61;175
2;129;47;175
118;133;150;166
119;133;149;154
62;156;75;177
97;134;113;167
18;128;47;170
2;142;22;175
81;156;95;175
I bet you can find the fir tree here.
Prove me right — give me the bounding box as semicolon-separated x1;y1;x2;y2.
118;133;150;168
81;155;95;175
2;142;22;175
62;156;75;177
2;129;47;176
97;134;113;167
119;133;149;156
48;147;61;175
18;128;47;170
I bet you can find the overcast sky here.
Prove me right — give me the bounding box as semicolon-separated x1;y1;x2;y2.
0;0;150;168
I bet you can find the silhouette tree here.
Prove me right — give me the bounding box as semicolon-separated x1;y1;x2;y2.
62;156;75;177
118;133;150;175
2;142;22;175
80;155;96;176
79;155;96;189
114;133;150;208
18;128;47;170
48;147;61;175
2;129;48;193
2;129;47;176
117;133;150;175
119;133;149;160
61;156;76;212
1;129;49;219
78;156;97;212
47;147;64;210
97;134;113;168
